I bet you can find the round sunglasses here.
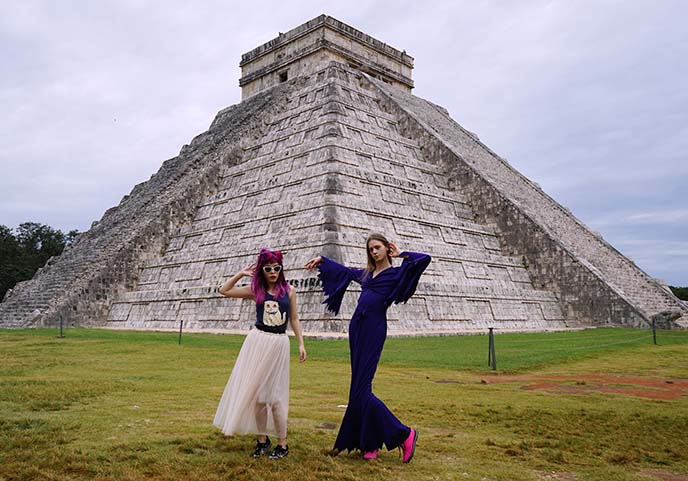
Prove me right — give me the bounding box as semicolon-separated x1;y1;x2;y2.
262;265;282;273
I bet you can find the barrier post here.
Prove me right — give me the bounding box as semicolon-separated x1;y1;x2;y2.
652;319;657;345
179;319;184;345
488;327;496;370
57;316;65;338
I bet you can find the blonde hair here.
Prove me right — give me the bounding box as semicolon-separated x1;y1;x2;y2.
365;233;392;274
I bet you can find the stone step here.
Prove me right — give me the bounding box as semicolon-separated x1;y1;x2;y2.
113;279;558;305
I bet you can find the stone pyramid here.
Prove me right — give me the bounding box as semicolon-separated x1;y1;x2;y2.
1;15;685;332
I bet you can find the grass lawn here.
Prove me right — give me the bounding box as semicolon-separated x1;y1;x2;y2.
0;327;687;481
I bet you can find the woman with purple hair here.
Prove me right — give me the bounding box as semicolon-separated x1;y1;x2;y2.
305;233;431;463
213;248;306;460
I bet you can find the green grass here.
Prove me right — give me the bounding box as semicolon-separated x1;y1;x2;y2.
1;327;687;481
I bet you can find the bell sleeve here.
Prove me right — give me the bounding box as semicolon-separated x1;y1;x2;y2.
389;251;431;305
317;256;365;315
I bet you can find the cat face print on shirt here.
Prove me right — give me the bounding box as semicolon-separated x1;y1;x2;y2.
263;300;287;326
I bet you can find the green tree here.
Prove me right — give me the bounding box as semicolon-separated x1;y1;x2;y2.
0;225;22;300
66;229;80;246
15;222;66;273
670;286;688;301
0;223;79;300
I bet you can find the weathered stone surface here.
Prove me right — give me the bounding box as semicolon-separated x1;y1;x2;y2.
1;15;685;332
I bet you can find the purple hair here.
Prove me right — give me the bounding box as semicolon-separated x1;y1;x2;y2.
251;248;290;304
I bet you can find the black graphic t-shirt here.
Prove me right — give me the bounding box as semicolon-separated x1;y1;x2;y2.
255;291;290;334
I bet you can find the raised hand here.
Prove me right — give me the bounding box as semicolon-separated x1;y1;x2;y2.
240;263;256;277
304;257;322;271
388;242;402;258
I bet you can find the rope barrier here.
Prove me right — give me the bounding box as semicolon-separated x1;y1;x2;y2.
490;330;654;343
311;337;662;355
303;328;687;373
496;334;655;353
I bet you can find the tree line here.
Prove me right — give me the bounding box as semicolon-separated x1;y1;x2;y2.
670;286;688;301
0;221;687;303
0;223;79;300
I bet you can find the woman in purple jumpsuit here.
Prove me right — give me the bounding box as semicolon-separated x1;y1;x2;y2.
305;233;431;462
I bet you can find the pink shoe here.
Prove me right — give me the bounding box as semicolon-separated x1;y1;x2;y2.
363;449;378;460
401;428;418;463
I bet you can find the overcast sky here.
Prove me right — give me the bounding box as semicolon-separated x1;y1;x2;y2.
1;1;686;285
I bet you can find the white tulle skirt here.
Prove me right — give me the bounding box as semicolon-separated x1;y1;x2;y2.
213;328;291;439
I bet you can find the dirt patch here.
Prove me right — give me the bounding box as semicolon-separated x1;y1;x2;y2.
315;422;337;430
640;469;688;481
537;472;578;480
482;374;688;400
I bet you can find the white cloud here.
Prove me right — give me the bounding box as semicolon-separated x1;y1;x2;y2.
625;210;688;225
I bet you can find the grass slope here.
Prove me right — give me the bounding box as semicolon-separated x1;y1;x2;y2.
0;328;686;481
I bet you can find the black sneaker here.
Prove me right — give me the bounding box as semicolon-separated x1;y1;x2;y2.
251;437;272;458
268;444;289;459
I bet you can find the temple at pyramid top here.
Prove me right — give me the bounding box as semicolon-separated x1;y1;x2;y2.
239;14;414;99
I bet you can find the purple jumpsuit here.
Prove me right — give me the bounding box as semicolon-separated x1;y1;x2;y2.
318;251;431;453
